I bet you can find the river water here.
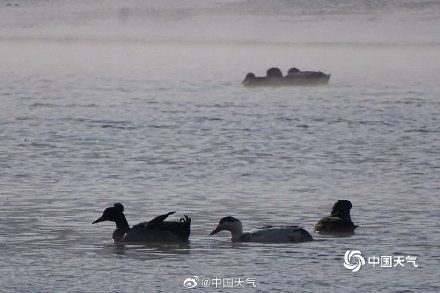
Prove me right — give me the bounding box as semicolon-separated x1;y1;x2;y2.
1;1;440;292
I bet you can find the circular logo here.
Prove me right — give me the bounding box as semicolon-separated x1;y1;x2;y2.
183;276;199;289
344;250;365;272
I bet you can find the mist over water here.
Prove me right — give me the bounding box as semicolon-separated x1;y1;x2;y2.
2;0;440;43
1;1;440;292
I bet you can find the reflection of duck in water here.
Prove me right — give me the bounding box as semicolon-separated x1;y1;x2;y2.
315;200;358;235
242;67;330;87
209;216;313;243
93;203;191;243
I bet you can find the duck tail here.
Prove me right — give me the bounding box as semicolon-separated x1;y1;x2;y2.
180;215;191;240
301;229;314;242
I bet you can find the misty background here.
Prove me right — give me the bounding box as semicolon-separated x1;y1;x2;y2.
1;0;440;43
1;0;440;89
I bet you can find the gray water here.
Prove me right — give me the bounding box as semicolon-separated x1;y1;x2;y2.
1;1;440;292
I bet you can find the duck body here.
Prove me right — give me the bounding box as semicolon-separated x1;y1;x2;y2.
315;200;358;235
314;217;357;235
210;216;313;243
93;203;191;243
242;67;330;88
239;225;314;243
284;70;330;86
241;73;277;87
122;224;189;243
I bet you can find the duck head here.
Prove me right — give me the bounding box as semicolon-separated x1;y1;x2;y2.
330;200;353;221
93;203;130;242
242;72;256;84
266;67;283;78
287;67;300;76
92;203;126;225
209;216;243;238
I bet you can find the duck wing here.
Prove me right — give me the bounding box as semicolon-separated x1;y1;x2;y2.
157;215;191;240
129;212;176;230
145;212;176;229
123;214;191;243
135;214;191;241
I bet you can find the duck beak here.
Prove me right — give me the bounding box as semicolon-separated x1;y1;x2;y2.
209;225;223;235
92;216;105;224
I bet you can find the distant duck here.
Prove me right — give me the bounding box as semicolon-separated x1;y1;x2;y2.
242;67;284;87
286;67;301;75
209;216;313;243
315;200;358;235
242;67;330;87
285;67;330;85
92;203;191;243
266;67;283;79
241;72;266;87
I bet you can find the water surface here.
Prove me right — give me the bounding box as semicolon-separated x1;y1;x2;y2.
1;2;440;292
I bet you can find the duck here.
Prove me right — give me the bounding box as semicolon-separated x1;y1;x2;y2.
315;200;358;235
241;72;267;87
242;67;330;87
209;216;313;243
92;203;191;243
241;67;284;87
285;67;330;85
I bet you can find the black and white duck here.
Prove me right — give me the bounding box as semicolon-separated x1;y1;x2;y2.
209;216;313;243
92;203;191;243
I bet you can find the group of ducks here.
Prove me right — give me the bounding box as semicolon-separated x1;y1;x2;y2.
93;200;358;244
242;67;330;87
